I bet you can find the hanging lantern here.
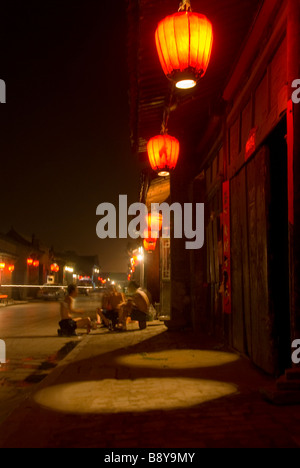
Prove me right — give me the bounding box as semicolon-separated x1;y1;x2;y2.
8;265;15;273
33;260;39;268
147;134;180;177
144;212;163;239
0;263;5;271
51;263;60;273
143;212;163;252
143;238;157;252
27;258;33;266
155;1;213;89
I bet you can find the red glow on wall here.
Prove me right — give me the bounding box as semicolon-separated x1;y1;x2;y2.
287;99;294;226
245;128;257;161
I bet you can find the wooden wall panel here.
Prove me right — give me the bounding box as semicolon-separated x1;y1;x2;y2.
247;147;275;374
213;217;219;285
241;99;252;157
229;118;240;165
230;146;276;373
254;73;269;135
240;169;252;358
231;167;252;356
230;172;246;353
270;37;287;117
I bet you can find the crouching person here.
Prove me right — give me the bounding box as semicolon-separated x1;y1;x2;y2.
97;285;125;330
118;282;152;331
58;284;95;336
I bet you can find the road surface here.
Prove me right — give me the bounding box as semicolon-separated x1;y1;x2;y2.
0;293;102;423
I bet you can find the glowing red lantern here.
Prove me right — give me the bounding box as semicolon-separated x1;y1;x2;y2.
33;260;39;268
143;239;157;252
8;265;15;273
143;212;162;252
51;263;60;273
147;134;180;177
0;263;5;271
155;8;213;89
27;258;33;266
144;213;163;239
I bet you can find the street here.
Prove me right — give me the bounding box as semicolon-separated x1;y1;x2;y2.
0;294;102;423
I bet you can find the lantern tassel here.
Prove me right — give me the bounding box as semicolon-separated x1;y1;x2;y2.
178;0;192;12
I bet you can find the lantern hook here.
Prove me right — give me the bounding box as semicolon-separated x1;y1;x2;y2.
178;0;192;12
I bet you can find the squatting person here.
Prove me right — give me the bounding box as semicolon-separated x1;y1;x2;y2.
117;281;152;331
58;284;95;336
96;284;125;330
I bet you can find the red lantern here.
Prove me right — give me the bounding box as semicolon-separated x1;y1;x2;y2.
143;239;157;252
143;211;162;252
144;213;163;240
147;134;180;177
27;258;33;266
8;265;15;273
33;260;39;268
51;263;60;273
155;10;213;89
0;263;5;271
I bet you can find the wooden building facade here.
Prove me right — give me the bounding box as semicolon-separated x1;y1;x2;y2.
127;0;300;375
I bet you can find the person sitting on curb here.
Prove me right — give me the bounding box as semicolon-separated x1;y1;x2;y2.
58;284;96;336
96;285;125;330
117;281;152;331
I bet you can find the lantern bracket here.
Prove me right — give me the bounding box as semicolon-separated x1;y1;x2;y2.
161;108;170;135
178;0;192;12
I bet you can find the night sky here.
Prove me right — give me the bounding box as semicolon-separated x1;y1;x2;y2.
0;1;140;273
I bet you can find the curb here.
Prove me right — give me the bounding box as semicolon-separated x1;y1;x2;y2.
33;333;92;391
0;332;93;447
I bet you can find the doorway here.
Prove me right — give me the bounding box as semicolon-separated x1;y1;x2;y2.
230;118;290;375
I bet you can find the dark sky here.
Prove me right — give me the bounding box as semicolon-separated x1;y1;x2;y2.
0;1;140;273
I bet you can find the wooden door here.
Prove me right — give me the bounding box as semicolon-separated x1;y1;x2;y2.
231;146;276;374
247;147;275;374
230;167;251;357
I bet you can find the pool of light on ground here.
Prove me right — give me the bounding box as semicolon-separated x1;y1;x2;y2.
34;378;238;414
115;349;239;369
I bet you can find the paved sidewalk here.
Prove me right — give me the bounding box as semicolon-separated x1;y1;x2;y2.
0;322;300;448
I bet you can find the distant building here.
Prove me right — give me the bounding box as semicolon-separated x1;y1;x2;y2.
0;229;101;298
0;229;47;299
